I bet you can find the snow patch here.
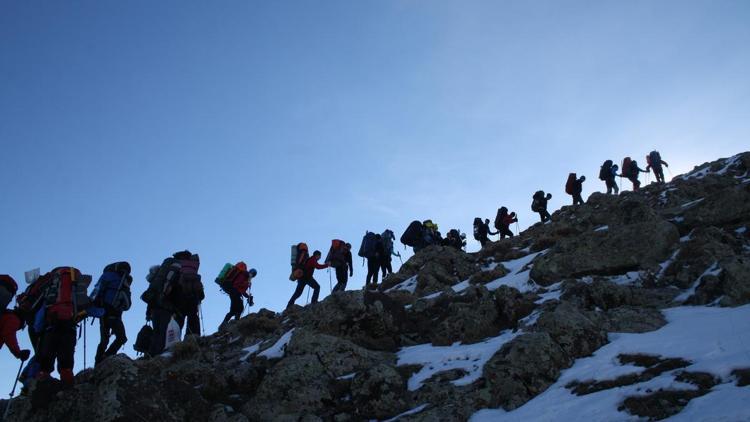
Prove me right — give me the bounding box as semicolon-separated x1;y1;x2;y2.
680;198;705;209
386;276;418;294
382;404;430;422
397;330;520;391
485;251;546;293
535;282;563;304
675;262;722;303
337;372;357;380
240;342;262;361
471;304;750;421
258;329;295;359
594;225;609;232
736;226;747;235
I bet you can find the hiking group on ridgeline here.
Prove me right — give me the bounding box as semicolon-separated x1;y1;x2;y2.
0;149;671;401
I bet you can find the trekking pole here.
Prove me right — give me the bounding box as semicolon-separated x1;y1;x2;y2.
199;305;204;334
3;360;24;420
397;252;403;265
305;286;310;305
515;222;520;236
83;321;87;370
328;268;332;294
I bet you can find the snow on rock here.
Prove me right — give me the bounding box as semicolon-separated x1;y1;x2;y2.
485;251;545;293
680;198;705;209
594;225;609;232
258;328;295;359
736;226;747;235
397;330;520;391
470;304;750;422
240;342;262;361
535;282;563;304
386;275;418;293
674;262;721;303
382;403;429;422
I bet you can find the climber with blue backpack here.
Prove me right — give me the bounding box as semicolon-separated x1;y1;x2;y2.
90;262;132;365
217;262;256;331
360;232;385;289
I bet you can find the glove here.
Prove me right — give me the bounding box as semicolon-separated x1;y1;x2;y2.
19;349;31;361
247;295;254;307
75;310;88;323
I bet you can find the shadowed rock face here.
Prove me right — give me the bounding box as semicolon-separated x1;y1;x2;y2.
4;152;750;422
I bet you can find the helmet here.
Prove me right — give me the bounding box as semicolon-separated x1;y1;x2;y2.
249;268;258;277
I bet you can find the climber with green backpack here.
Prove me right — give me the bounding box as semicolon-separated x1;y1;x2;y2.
217;262;256;331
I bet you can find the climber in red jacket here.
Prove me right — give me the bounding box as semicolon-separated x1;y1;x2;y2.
287;250;328;309
1;309;31;361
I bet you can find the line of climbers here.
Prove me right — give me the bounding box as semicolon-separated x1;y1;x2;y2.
0;251;258;394
0;149;673;393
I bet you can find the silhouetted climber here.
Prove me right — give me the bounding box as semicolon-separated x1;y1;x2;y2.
287;250;328;309
646;150;669;184
599;160;619;195
496;207;518;239
572;175;586;205
474;218;497;247
621;157;648;191
218;262;255;330
380;230;399;278
325;240;353;293
172;251;204;337
90;262;132;365
443;229;466;249
0;308;30;362
532;191;553;223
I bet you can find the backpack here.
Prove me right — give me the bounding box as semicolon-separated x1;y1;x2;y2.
44;267;92;322
215;263;234;292
289;243;309;281
473;218;483;240
17;272;52;316
0;275;18;312
326;239;347;267
358;232;378;258
141;257;181;306
648;151;661;168
599;160;613;181
133;324;153;355
622;157;633;178
565;173;577;195
531;191;545;212
400;220;424;247
176;254;203;308
381;230;395;255
91;262;132;312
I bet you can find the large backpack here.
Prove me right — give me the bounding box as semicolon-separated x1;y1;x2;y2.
473;217;483;240
215;263;234;292
326;239;347;267
91;261;132;312
44;267;92;322
289;243;309;281
648;151;661;168
133;324;153;355
565;173;577;195
141;257;181;306
622;157;633;178
599;160;613;181
358;232;378;258
0;275;18;312
531;191;545;212
176;254;204;308
400;221;424;247
381;230;395;256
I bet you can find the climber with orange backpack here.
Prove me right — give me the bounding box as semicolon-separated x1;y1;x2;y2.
621;157;648;191
217;262;257;330
645;150;669;184
287;247;328;309
325;240;353;293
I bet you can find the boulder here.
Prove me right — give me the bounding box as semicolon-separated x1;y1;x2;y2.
351;364;408;419
534;302;608;358
380;245;479;295
530;220;679;285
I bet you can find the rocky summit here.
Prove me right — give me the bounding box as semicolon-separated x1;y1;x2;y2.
3;152;750;422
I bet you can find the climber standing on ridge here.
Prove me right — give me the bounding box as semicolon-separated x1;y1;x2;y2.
380;230;399;278
495;207;518;239
218;262;255;330
474;217;497;247
172;251;205;337
90;262;132;365
646;150;669;184
326;240;353;293
287;250;328;309
599;160;620;195
566;174;586;205
531;191;553;223
365;234;385;289
142;255;182;356
621;157;649;191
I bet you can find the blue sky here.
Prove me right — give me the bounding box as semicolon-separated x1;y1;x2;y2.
1;0;749;388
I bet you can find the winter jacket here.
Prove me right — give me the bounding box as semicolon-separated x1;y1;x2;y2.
501;214;517;227
303;256;329;279
232;270;251;296
0;311;23;358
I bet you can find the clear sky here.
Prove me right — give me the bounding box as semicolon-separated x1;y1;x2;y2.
1;0;749;389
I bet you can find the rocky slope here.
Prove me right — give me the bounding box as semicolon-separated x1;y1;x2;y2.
3;152;750;422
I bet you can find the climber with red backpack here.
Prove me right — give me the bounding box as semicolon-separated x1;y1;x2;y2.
90;262;132;365
566;174;586;205
218;262;256;330
645;150;669;184
287;248;328;309
495;207;518;239
621;157;648;191
326;240;353;293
